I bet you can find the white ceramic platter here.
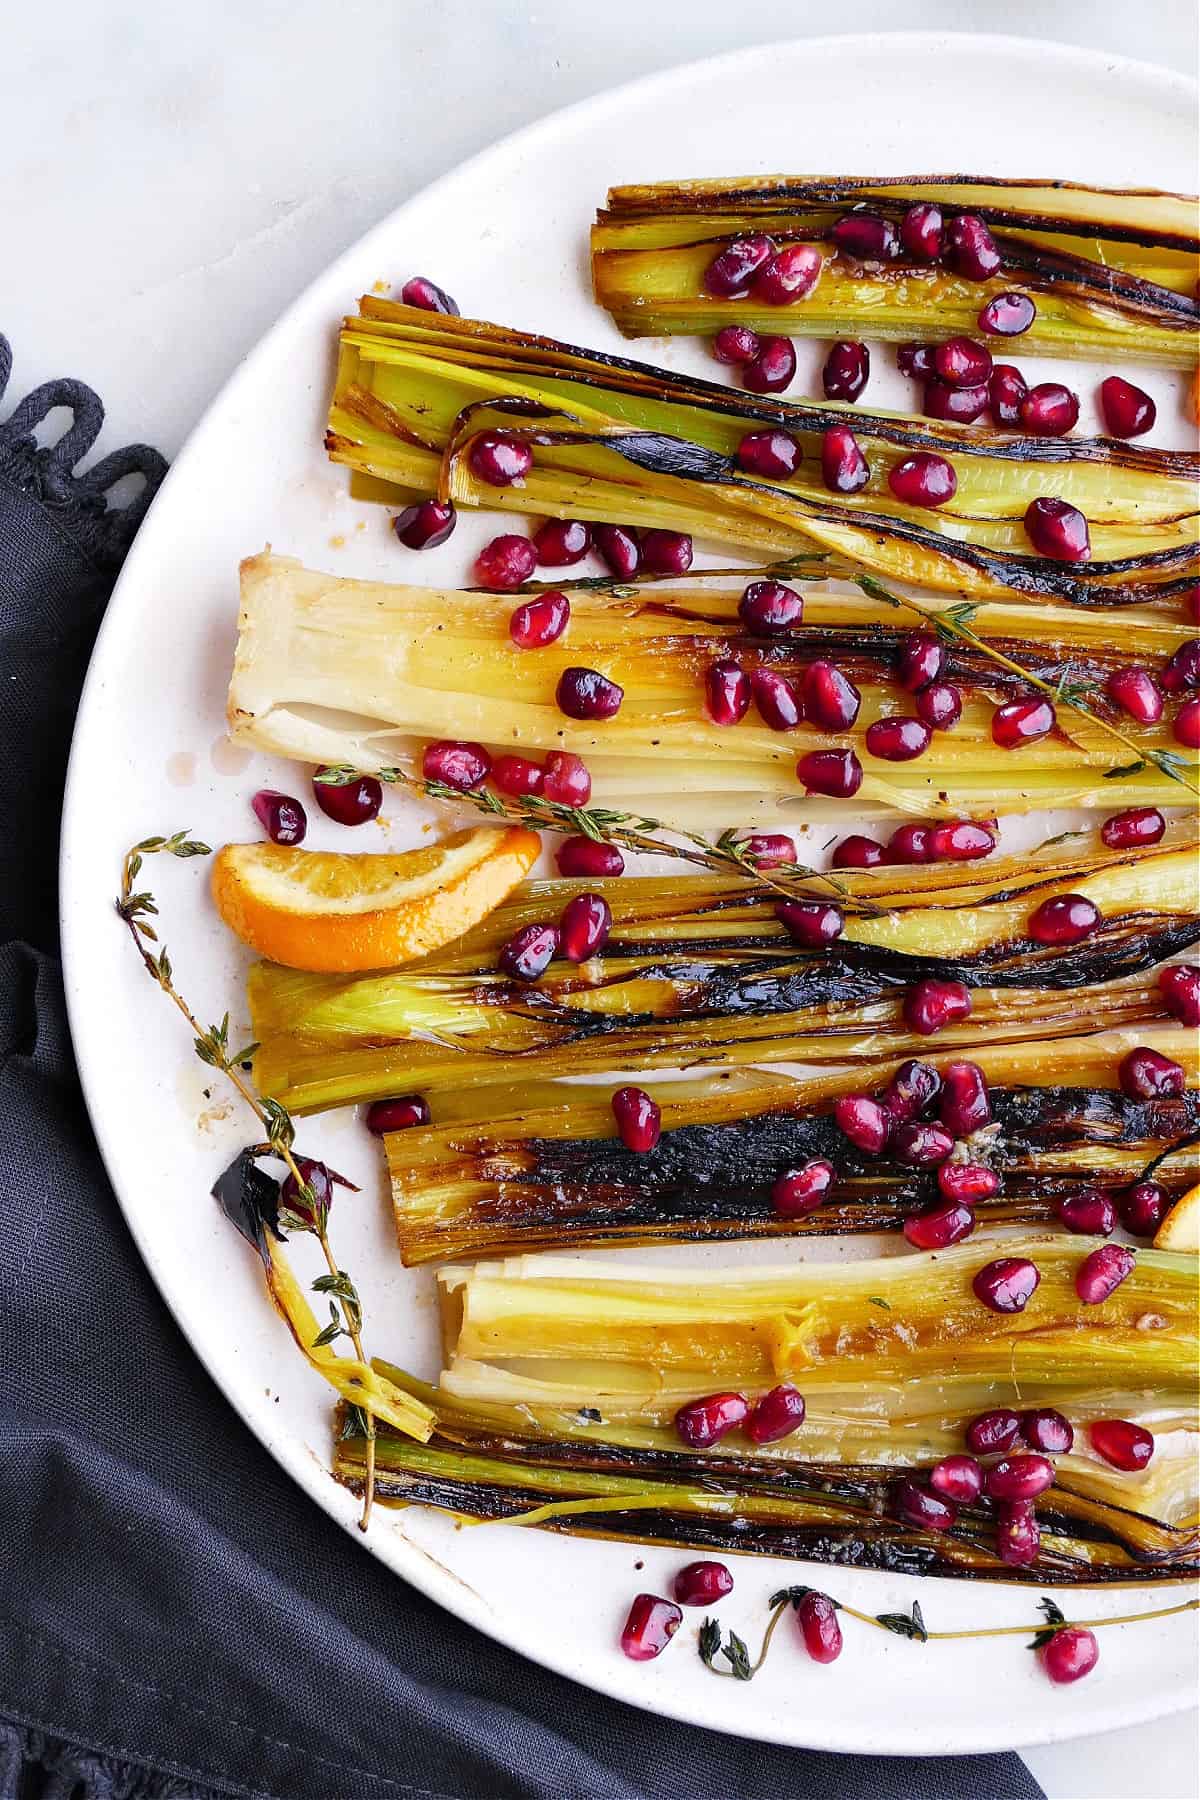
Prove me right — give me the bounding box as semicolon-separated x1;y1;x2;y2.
60;32;1198;1756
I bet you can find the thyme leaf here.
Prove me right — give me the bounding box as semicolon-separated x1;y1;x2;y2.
875;1601;928;1643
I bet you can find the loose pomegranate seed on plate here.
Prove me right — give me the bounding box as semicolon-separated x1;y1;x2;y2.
742;336;797;394
468;432;533;487
903;1200;974;1249
1101;806;1165;849
1174;696;1200;746
1020;383;1080;435
1099;374;1157;439
992;697;1057;748
556;666;624;720
713;324;761;365
252;789;306;846
422;740;491;790
945;213;1002;280
900;203;943;261
833;1093;889;1154
532;519;591;565
986;1455;1055;1503
736;429;801;479
988;363;1028;425
978;292;1036;336
886;822;933;864
865;717;931;762
1024;497;1090;561
1076;1243;1136;1305
803;660;860;730
365;1094;430;1134
938;1162;999;1203
500;923;560;982
820;423;870;494
739;579;803;634
888;452;957;508
903;979;971;1037
796;1591;843;1664
1020;1408;1074;1454
593;523;641;579
491;754;544;797
746;1384;807;1444
1105;666;1162;723
393;498;457;549
832;211;898;261
754;243;824;304
510;591;570;649
882;1058;941;1121
704;234;775;297
891;1121;955;1166
313;770;384;824
1159;963;1200;1026
832;833;884;868
751;668;802;731
1089;1418;1154;1470
559;893;612;963
475;534;537;590
771;1160;835;1217
966;1408;1020;1455
996;1501;1040;1567
931;1455;984;1503
930;820;995;860
893;1476;957;1532
1119;1181;1168;1238
776;900;843;946
897;343;936;379
620;1594;682;1661
923;380;989;424
557;836;624;878
934;337;993;387
823;341;870;401
1058;1190;1115;1236
939;1061;991;1134
743;833;796;867
1119;1046;1185;1099
640;529;693;575
400;275;459;314
542;751;591;805
672;1561;734;1607
674;1391;749;1448
612;1085;661;1153
706;659;752;726
1040;1627;1099;1685
973;1256;1041;1314
1028;893;1101;945
898;633;945;691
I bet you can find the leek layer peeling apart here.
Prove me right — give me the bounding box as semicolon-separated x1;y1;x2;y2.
590;174;1200;364
381;1029;1200;1263
249;829;1200;1113
228;553;1199;826
325;300;1199;606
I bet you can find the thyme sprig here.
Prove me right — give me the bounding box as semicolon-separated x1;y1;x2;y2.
116;832;379;1529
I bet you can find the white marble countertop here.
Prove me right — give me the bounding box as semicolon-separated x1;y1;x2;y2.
4;3;1197;1794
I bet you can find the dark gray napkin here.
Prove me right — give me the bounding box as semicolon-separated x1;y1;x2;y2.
0;334;1046;1800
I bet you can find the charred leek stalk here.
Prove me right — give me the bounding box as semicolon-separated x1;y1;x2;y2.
591;175;1200;364
326;301;1199;606
249;831;1200;1112
228;553;1198;826
381;1030;1200;1262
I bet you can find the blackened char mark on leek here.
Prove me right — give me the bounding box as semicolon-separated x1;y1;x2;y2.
998;1087;1200;1154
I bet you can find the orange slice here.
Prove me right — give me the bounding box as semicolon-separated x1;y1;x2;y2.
211;826;541;971
1153;1181;1200;1254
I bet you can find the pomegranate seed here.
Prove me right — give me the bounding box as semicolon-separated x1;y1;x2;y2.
556;667;623;720
938;1162;1000;1203
1119;1181;1169;1238
796;748;863;797
532;519;591;566
897;343;937;379
509;591;570;649
833;1094;889;1154
894;1477;957;1532
1119;1046;1185;1099
543;751;592;805
1020;1409;1074;1454
776;900;843;946
704;235;775;297
620;1594;682;1661
739;579;804;634
743;833;797;867
978;292;1036;337
400;275;459;314
612;1085;661;1153
393;498;457;549
832;212;898;261
468;434;532;488
904;979;971;1037
1021;383;1080;436
923;380;990;424
796;1592;843;1664
1101;806;1165;849
313;770;383;824
640;530;693;575
820;424;870;494
1089;1418;1154;1470
986;1455;1055;1502
888;453;957;508
1105;667;1162;724
823;342;871;402
1040;1627;1099;1685
1174;696;1200;746
593;524;641;579
967;1410;1021;1455
1024;496;1090;562
1076;1244;1136;1306
422;740;490;790
559;893;612;963
754;243;824;304
1058;1189;1115;1236
557;837;624;878
939;1061;991;1134
499;923;559;982
713;324;761;365
491;754;544;797
672;1561;734;1607
771;1160;835;1217
992;697;1056;748
1163;638;1200;691
931;1455;984;1504
1183;583;1200;623
832;833;884;868
882;1059;941;1121
989;363;1028;425
475;535;537;590
752;669;802;730
946;214;1002;280
1159;963;1200;1026
746;1384;807;1444
900;203;943;261
737;430;801;479
996;1501;1040;1567
365;1094;430;1134
930;820;995;861
892;1121;955;1165
1099;375;1156;439
898;634;945;691
742;336;797;394
887;822;934;864
866;717;931;762
934;338;993;388
674;1391;748;1448
1029;893;1101;947
252;789;306;846
803;660;860;730
706;659;752;725
973;1256;1041;1314
903;1200;975;1249
279;1157;337;1229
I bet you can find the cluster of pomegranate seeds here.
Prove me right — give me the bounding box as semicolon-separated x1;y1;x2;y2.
1075;1243;1135;1305
776;900;844;946
1041;1628;1099;1685
674;1391;749;1448
713;324;761;365
557;836;623;877
796;1592;843;1664
1119;1181;1168;1238
989;364;1028;425
559;892;613;963
544;750;592;805
903;978;971;1036
620;1594;682;1661
612;1085;661;1153
903;1199;974;1249
1089;1418;1154;1470
499;922;560;982
832;833;884;868
771;1159;835;1217
1058;1189;1115;1236
992;696;1056;749
641;529;694;575
804;660;860;729
594;523;641;579
1021;383;1080;436
468;433;533;487
400;275;459;315
865;716;932;762
422;740;490;790
475;534;537;590
930;1454;983;1502
1027;893;1100;945
556;666;624;720
509;590;570;649
752;668;802;730
888;452;957;508
313;770;383;825
1105;666;1163;724
739;578;804;634
706;659;752;725
1099;375;1156;439
973;1256;1041;1314
253;788;307;845
796;747;863;797
736;429;801;479
978;292;1036;337
1100;805;1165;849
821;424;870;493
1118;1045;1185;1099
1159;962;1200;1025
491;754;544;797
823;341;870;401
746;1383;807;1444
742;336;797;394
532;518;591;565
672;1561;734;1607
393;497;457;549
364;1094;430;1134
894;1475;958;1532
831;212;899;261
743;832;797;867
755;243;824;304
1023;497;1090;561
